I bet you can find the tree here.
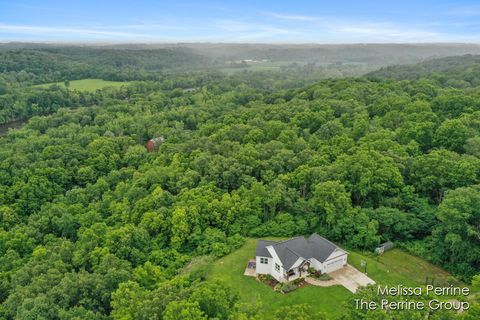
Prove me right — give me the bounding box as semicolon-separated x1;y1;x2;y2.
170;207;190;249
189;281;238;319
274;304;327;320
410;150;480;203
110;281;145;320
311;180;352;227
465;136;480;157
163;301;206;320
431;185;480;279
434;119;473;153
332;149;404;206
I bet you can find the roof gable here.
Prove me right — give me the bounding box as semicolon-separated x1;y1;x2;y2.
307;234;340;263
255;240;277;257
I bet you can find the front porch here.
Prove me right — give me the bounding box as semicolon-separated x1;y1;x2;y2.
282;260;310;282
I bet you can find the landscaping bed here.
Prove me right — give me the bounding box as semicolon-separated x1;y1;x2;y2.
258;274;279;288
307;267;333;281
257;274;309;294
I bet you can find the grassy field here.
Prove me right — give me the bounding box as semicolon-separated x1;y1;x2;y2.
206;238;465;319
349;249;461;287
36;79;130;92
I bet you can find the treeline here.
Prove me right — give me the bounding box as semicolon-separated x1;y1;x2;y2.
367;54;480;88
0;47;213;87
0;59;479;318
0;71;223;125
184;43;480;65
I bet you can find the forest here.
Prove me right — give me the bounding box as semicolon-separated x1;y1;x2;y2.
0;47;479;319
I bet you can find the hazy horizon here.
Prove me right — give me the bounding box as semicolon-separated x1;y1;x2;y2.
1;41;480;46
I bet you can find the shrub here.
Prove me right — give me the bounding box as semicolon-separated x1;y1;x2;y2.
258;274;278;287
265;274;275;282
307;267;316;275
292;277;304;286
274;283;283;292
281;282;297;293
318;273;333;281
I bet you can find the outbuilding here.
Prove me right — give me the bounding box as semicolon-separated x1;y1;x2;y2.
375;241;394;254
146;136;165;152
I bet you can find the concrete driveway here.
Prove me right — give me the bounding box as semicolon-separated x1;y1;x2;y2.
329;264;375;293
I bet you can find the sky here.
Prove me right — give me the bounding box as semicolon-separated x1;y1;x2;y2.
1;0;480;43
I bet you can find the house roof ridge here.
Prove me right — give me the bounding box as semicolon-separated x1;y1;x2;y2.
309;233;338;247
258;239;278;244
284;246;302;259
272;235;306;247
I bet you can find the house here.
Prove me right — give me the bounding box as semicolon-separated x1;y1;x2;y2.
255;234;348;282
145;136;165;152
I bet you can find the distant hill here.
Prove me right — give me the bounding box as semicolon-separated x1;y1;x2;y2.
0;46;213;74
179;43;480;66
367;54;480;87
0;46;213;84
3;42;480;70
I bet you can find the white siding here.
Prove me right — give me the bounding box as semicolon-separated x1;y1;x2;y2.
255;256;272;275
289;257;304;270
267;246;284;282
323;253;347;273
310;258;323;271
326;248;347;260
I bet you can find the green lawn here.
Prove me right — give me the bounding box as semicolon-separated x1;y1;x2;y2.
206;238;467;319
35;79;131;92
349;249;462;287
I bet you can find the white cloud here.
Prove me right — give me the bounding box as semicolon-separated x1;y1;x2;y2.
0;23;152;39
0;15;475;43
215;14;446;43
215;19;298;41
330;21;440;40
263;12;317;21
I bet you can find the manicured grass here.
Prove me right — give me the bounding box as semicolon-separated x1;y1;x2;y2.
206;238;468;319
36;79;130;92
348;249;463;287
206;238;352;319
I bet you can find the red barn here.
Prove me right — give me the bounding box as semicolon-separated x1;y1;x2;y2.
146;136;165;152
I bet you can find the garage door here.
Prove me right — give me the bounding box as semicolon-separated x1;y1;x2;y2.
325;257;345;273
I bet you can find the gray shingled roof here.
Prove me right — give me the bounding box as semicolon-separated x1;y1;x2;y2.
307;234;339;263
255;240;276;258
255;234;343;270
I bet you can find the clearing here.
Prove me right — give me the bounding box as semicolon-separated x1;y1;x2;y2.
35;79;131;92
348;249;462;287
207;238;350;318
206;238;464;319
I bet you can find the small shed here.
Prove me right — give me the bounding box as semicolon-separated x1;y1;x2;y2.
146;136;165;152
375;241;394;255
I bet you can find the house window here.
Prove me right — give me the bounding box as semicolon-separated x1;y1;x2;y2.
275;263;280;272
260;257;268;264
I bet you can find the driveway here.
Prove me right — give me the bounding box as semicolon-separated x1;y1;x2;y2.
329;264;375;293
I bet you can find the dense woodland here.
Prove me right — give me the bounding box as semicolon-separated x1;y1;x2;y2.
368;54;480;87
0;48;479;319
